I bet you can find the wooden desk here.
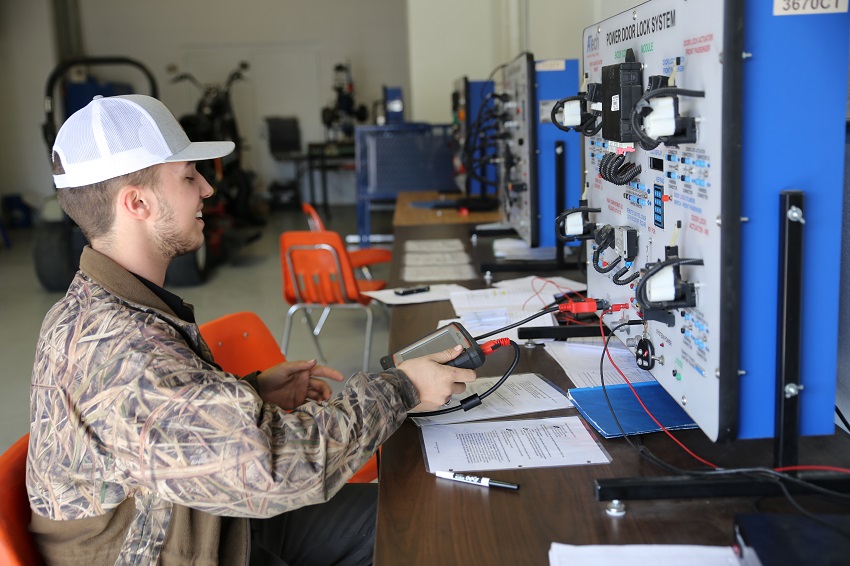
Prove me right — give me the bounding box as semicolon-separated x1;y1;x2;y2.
375;224;850;565
393;191;504;227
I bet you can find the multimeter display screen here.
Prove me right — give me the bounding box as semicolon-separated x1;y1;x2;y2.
395;328;468;363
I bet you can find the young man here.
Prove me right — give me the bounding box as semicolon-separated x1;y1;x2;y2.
27;94;476;565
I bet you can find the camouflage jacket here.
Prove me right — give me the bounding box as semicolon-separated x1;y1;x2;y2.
27;246;419;565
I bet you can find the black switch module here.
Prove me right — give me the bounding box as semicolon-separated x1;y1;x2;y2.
601;48;643;143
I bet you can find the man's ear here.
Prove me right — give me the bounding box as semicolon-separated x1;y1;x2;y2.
117;185;153;220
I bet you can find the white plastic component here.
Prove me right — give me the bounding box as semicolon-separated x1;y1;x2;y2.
561;99;583;127
646;265;676;302
644;97;677;138
565;212;585;235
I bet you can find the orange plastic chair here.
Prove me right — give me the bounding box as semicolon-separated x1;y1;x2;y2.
280;230;385;372
0;433;44;565
200;311;286;376
301;202;392;280
199;311;378;483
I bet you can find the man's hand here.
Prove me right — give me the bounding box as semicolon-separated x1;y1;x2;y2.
398;345;477;412
255;360;344;410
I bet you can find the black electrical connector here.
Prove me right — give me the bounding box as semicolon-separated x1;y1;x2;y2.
598;152;642;186
592;224;622;274
634;246;703;312
550;81;603;136
555;199;601;241
630;82;705;150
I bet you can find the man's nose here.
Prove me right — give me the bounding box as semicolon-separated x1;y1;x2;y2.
198;172;215;198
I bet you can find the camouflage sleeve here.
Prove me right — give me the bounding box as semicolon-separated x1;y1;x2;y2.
82;323;418;518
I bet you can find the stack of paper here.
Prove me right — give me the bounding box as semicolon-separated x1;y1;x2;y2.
413;373;611;473
401;239;478;282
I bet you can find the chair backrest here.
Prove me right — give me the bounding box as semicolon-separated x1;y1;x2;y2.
280;230;363;306
199;312;286;375
265;116;302;158
301;203;326;232
0;433;43;565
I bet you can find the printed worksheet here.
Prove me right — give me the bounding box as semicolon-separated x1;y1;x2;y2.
419;416;611;473
410;373;572;426
545;341;655;388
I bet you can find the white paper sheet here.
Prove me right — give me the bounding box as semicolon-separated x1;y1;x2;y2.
437;309;554;343
492;238;559;261
548;543;740;566
403;251;472;266
362;284;469;305
410;373;572;426
492;274;587;294
449;288;547;315
404;238;465;252
543;341;655;388
401;264;478;282
419;416;611;472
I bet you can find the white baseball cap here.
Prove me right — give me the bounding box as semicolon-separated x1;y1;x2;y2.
52;94;235;189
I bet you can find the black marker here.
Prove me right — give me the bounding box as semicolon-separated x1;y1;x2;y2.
435;471;519;490
394;285;431;296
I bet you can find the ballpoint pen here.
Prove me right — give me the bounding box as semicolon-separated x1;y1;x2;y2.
434;471;519;490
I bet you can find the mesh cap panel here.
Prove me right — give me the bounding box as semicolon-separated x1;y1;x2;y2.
52;95;234;189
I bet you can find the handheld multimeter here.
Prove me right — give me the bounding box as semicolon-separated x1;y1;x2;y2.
380;323;485;370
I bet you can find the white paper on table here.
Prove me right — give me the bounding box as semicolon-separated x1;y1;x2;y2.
543;341;655;389
449;288;550;315
401;264;478;282
437;308;554;343
492;238;558;261
492;274;587;294
404;238;465;252
548;543;740;566
362;284;469;305
403;251;471;266
410;373;572;426
419;416;611;473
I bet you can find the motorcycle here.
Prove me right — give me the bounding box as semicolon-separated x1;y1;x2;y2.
166;61;264;285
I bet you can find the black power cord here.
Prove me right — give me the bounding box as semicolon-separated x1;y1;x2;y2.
629;86;706;150
599;319;850;540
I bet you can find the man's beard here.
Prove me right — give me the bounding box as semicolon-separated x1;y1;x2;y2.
151;199;202;261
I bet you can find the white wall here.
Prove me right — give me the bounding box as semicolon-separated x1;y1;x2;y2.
405;0;645;124
0;0;57;205
78;0;410;205
406;0;515;123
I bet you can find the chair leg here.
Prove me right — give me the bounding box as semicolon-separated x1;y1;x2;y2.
313;306;332;335
362;304;374;372
281;305;299;356
283;305;328;364
301;309;329;364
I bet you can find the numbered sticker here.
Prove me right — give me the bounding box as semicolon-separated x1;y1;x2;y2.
774;0;848;15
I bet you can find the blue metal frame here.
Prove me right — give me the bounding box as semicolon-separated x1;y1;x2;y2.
465;79;497;197
736;1;849;438
355;123;455;244
535;59;582;248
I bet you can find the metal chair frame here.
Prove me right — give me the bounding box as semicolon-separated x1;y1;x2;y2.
281;241;373;372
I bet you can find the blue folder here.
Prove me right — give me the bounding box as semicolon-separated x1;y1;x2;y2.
568;381;697;439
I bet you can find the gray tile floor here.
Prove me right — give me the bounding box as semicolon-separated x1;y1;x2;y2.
0;204;394;452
